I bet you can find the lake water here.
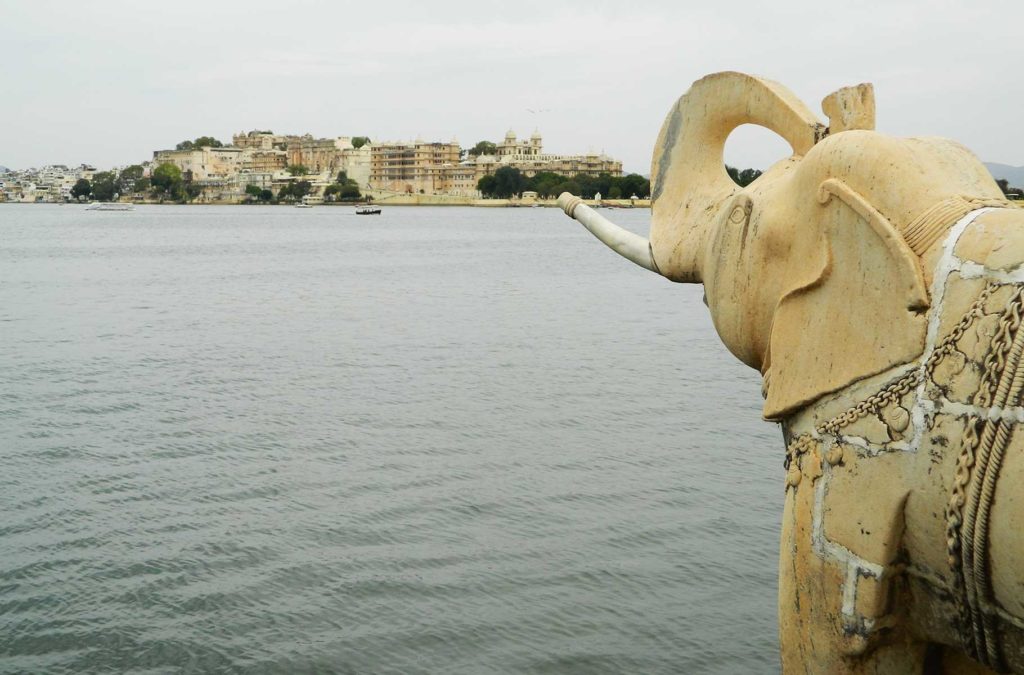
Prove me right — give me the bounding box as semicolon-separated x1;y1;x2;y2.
0;204;782;674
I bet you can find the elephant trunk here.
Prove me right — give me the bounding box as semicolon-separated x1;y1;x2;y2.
649;72;826;282
557;193;660;274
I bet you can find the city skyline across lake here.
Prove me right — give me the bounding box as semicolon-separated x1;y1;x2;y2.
0;128;636;205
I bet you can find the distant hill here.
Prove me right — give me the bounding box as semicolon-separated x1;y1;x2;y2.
0;166;8;174
985;163;1024;188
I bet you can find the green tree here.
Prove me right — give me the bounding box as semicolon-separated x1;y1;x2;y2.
119;165;144;181
245;184;263;200
996;178;1010;195
553;180;580;198
491;166;526;198
351;136;370;149
259;189;273;202
71;178;91;200
116;165;144;193
287;164;309;176
151;163;184;199
477;174;497;197
338;184;361;201
91;171;117;201
278;181;312;202
323;184;342;201
468;140;497;157
175;136;224;151
575;173;613;199
726;165;762;187
326;171;362;201
526;171;564;198
620;173;650;199
520;171;651;200
738;168;762;186
574;174;594;198
192;136;223;148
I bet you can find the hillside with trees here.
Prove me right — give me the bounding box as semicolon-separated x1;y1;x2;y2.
985;163;1024;189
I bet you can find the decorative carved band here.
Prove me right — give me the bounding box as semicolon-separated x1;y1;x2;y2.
902;196;1009;257
945;285;1024;671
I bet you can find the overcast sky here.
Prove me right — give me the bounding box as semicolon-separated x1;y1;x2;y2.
2;0;1021;174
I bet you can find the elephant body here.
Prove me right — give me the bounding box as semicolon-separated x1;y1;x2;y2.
781;205;1024;673
557;72;1024;672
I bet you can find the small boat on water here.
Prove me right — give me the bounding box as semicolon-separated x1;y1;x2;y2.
85;202;134;211
295;203;313;209
356;207;381;215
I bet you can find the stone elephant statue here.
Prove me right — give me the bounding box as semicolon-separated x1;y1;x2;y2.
557;71;1023;674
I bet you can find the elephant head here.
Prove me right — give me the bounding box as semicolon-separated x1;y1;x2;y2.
559;71;1006;420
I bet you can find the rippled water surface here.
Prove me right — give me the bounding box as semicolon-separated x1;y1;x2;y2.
1;204;782;674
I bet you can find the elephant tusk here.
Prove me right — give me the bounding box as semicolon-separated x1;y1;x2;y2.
557;192;661;274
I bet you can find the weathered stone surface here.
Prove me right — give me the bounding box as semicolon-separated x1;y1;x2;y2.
822;83;876;134
928;350;982;406
990;425;1024;618
824;447;907;564
855;573;891;619
836;412;894;445
933;272;989;342
904;412;971;581
954;209;1024;270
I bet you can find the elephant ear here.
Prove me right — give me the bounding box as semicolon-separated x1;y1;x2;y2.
762;179;930;420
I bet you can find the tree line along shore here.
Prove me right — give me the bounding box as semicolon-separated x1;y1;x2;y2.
58;161;767;206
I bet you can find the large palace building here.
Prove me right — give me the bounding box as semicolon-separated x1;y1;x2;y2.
366;130;622;196
368;139;461;195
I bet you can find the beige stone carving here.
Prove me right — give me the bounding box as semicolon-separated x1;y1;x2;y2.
558;71;1022;673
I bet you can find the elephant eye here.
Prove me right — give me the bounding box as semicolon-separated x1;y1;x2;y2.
727;196;753;225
